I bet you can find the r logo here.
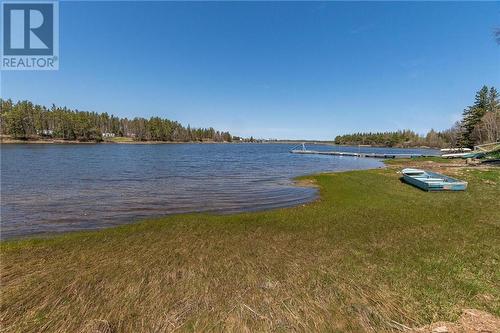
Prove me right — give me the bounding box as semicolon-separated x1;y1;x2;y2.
3;3;54;56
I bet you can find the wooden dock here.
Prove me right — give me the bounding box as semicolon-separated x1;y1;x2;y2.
290;149;435;159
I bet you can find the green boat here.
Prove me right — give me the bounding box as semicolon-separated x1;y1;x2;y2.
402;168;468;191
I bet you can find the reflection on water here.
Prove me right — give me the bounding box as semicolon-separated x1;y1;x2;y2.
0;143;437;239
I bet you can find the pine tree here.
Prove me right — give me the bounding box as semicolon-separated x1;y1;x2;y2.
461;86;489;147
488;87;499;113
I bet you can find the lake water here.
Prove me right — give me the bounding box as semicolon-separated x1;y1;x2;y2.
0;143;438;239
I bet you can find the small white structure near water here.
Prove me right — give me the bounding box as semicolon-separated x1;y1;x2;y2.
37;129;54;136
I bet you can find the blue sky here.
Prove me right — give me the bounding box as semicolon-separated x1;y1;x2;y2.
1;1;499;140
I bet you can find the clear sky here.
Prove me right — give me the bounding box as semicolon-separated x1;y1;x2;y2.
1;1;499;140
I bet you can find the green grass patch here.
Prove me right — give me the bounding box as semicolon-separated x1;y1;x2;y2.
1;168;499;332
107;136;134;143
484;150;500;159
464;169;500;182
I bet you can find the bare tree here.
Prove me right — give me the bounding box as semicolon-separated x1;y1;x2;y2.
481;111;500;142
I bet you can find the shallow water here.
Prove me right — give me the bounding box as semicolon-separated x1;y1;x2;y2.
0;143;437;239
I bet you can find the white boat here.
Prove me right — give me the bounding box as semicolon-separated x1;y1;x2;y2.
440;148;471;153
441;152;471;158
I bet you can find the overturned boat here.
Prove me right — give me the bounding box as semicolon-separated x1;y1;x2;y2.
401;168;468;191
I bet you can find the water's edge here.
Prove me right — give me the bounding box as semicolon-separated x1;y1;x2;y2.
1;167;375;242
1;144;436;239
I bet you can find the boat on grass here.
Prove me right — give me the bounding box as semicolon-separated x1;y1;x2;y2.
402;168;467;191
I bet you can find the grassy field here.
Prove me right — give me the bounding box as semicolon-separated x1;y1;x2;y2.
1;161;499;332
106;136;135;143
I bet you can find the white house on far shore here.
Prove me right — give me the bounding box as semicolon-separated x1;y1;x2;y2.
36;129;54;136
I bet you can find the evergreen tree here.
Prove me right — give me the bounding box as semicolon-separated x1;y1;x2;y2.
461;86;499;147
488;87;499;113
0;99;232;143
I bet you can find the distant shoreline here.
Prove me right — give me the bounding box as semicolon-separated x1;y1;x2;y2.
0;136;332;145
0;135;336;145
0;137;438;149
0;138;229;145
0;138;304;145
0;137;237;145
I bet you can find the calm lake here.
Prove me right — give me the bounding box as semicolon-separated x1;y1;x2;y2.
1;143;438;239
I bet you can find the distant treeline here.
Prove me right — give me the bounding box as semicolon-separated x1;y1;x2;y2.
0;99;232;142
334;130;452;148
335;86;500;148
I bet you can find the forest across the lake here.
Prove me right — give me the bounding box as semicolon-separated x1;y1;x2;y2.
0;99;234;143
334;86;499;148
1;86;499;147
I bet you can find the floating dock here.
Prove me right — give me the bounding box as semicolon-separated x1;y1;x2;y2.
290;149;434;159
289;144;436;159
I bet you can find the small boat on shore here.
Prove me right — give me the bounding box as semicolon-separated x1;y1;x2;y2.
440;148;471;153
401;168;467;191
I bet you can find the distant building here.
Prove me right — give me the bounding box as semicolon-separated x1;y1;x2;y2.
37;129;53;136
102;132;116;138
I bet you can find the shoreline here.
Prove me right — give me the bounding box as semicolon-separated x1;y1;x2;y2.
0;157;473;243
0;138;235;145
2;157;498;332
0;137;440;149
0;139;291;145
0;162;383;241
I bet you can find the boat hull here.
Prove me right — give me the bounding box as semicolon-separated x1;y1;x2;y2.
401;169;467;191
